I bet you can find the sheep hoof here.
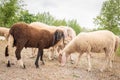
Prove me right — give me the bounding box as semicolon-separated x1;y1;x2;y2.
42;62;45;65
35;62;39;68
70;60;75;64
23;64;26;69
20;64;26;69
87;68;91;72
73;66;77;68
36;65;39;68
7;61;11;67
48;58;53;60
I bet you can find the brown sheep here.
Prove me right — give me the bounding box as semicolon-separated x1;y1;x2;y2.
5;22;65;68
29;22;65;59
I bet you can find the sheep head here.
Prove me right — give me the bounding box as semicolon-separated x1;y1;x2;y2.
58;52;67;66
52;29;65;46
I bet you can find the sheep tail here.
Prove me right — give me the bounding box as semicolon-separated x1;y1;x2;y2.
6;33;10;41
114;36;119;52
8;34;14;47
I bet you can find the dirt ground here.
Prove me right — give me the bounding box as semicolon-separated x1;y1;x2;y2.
0;40;120;80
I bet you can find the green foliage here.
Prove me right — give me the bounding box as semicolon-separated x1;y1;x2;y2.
94;0;120;56
67;20;81;35
52;19;67;26
94;0;120;35
18;11;81;34
0;0;24;27
116;47;120;56
18;10;36;23
35;12;55;25
0;0;81;34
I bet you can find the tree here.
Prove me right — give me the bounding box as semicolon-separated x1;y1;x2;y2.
67;19;81;35
18;10;36;23
0;0;24;27
35;12;55;25
94;0;120;34
35;12;81;34
52;19;67;26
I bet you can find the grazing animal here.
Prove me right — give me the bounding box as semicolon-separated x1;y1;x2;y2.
29;22;60;58
50;26;76;60
58;30;118;72
29;22;69;59
5;22;65;68
0;27;9;40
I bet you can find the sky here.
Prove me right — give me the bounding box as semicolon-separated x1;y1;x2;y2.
24;0;105;29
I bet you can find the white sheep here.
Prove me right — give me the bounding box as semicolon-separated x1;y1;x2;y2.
58;30;118;72
0;27;9;40
29;22;77;60
42;26;76;60
58;26;76;40
51;26;76;60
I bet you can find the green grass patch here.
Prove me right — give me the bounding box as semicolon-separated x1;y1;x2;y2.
116;48;120;56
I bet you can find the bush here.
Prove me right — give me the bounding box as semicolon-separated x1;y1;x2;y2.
116;47;120;56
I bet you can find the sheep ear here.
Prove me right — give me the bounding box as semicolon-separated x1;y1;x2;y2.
52;34;55;45
53;30;64;45
52;30;59;45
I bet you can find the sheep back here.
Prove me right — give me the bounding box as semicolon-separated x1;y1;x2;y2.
63;30;116;54
0;27;9;37
10;22;64;49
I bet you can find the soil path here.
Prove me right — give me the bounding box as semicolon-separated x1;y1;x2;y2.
0;40;120;80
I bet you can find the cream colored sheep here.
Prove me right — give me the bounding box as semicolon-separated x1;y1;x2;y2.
42;26;76;60
58;26;76;40
58;30;118;72
111;35;120;61
51;26;76;60
0;27;9;40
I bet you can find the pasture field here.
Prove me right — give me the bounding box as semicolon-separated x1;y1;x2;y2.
0;40;120;80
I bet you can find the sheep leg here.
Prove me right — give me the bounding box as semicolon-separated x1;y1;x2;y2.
30;48;37;58
87;54;92;72
101;49;114;72
15;47;25;69
5;45;11;67
35;50;40;68
100;56;109;72
109;50;114;69
5;35;14;67
100;50;110;72
48;48;54;60
35;49;44;68
107;50;114;71
40;50;45;65
74;53;82;68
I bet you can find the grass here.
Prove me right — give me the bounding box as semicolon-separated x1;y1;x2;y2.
116;48;120;56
